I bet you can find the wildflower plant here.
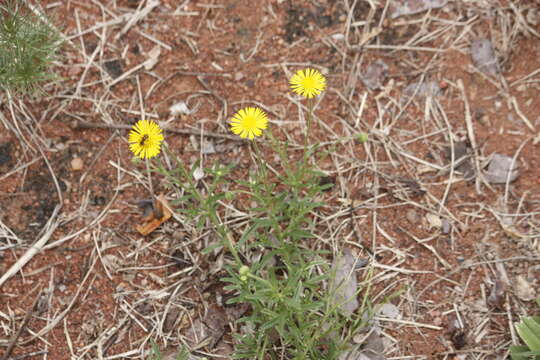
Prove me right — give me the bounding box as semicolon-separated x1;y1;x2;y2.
0;0;62;95
149;69;372;359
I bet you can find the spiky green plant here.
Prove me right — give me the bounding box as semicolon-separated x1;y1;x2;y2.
510;298;540;360
0;0;61;95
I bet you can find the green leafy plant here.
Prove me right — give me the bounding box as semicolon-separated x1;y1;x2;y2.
0;0;61;95
510;298;540;360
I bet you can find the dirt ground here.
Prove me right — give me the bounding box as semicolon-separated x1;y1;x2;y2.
1;0;539;359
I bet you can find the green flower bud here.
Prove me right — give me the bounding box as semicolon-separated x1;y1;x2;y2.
239;265;250;282
356;132;369;144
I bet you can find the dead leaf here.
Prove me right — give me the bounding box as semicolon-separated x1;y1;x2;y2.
340;331;387;360
487;279;506;310
136;194;172;236
471;38;500;76
201;140;216;155
376;303;401;320
184;305;227;350
330;249;359;316
170;101;193;116
484;153;520;184
390;0;448;19
402;80;442;101
362;60;388;90
441;218;451;234
443;141;475;179
102;254;123;273
514;275;536;301
446;314;467;350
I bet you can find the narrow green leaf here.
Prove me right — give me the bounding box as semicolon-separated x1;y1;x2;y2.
516;317;540;351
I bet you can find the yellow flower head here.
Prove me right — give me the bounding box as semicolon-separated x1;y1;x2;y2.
229;107;268;140
128;120;164;159
289;68;326;99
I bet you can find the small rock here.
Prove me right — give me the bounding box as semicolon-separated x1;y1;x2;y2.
71;157;83;171
425;213;442;229
104;59;123;78
485;153;520;184
234;72;244;81
406;209;419;224
193;167;204;181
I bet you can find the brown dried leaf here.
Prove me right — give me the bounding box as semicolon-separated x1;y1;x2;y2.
136;194;172;236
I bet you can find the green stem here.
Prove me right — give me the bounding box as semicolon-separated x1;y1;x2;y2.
301;98;314;182
252;139;267;181
145;158;161;217
161;144;241;265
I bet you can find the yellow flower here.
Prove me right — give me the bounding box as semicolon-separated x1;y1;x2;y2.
128;120;164;159
229;107;268;140
289;68;326;99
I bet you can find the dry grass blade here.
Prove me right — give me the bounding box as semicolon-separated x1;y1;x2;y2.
0;205;60;288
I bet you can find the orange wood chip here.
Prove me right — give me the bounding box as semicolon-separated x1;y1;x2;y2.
136;194;172;236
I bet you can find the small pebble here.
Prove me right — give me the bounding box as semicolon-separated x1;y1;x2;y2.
234;72;244;81
71;157;83;171
442;219;451;234
406;209;419;224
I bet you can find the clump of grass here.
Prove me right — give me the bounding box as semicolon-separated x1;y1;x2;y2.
0;0;61;95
